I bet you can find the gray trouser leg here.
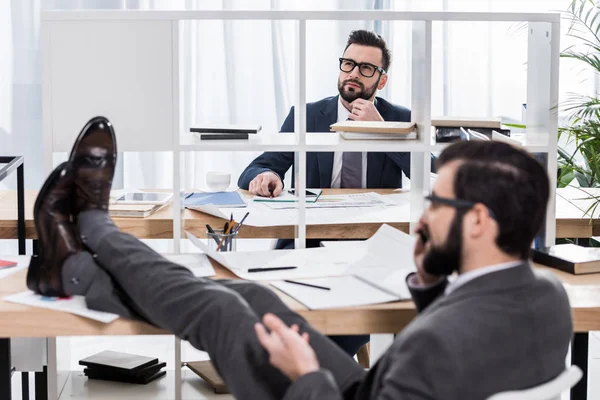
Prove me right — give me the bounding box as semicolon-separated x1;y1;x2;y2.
76;211;365;399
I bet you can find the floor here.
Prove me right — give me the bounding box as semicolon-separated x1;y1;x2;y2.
8;332;600;399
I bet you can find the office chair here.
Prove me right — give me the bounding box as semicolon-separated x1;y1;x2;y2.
486;365;582;400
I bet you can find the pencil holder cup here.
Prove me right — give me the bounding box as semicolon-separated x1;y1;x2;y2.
207;229;238;252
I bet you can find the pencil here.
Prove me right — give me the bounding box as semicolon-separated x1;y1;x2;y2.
283;279;330;291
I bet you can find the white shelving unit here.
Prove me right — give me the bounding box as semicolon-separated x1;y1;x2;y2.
40;9;560;400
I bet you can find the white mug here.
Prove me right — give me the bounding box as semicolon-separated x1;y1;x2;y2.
206;171;231;192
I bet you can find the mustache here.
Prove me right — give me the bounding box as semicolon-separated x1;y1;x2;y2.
343;79;364;89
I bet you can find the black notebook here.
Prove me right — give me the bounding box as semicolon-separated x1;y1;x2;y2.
79;351;158;374
85;369;166;384
84;361;166;378
532;244;600;274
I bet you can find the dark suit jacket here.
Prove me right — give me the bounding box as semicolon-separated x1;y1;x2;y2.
283;263;573;400
238;95;414;190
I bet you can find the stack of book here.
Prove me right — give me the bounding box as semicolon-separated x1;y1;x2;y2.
190;124;262;140
80;350;166;384
432;117;510;143
109;203;166;218
532;244;600;274
330;121;417;140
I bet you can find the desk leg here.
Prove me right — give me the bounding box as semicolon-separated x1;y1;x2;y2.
35;366;47;400
1;338;12;400
571;332;588;400
22;372;29;400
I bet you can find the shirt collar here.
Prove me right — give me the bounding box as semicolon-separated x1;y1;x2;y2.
445;261;523;296
337;96;351;123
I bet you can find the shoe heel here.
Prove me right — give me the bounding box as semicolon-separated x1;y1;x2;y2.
26;255;42;293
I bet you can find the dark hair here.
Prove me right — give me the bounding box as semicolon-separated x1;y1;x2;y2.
436;141;550;259
344;30;391;72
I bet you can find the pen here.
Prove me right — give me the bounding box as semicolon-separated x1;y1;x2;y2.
283;279;331;291
248;266;298;273
205;224;220;245
232;212;250;234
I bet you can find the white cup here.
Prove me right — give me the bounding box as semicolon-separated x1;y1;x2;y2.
206;171;231;192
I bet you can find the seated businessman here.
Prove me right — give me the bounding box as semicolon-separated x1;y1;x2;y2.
239;29;420;238
239;29;416;357
28;117;572;400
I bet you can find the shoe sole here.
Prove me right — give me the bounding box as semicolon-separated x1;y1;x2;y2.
68;116;118;164
26;162;70;293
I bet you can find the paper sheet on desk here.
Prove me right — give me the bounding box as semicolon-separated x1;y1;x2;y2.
186;231;366;280
162;253;215;277
264;192;398;209
0;256;29;280
271;276;401;309
4;291;119;323
187;194;410;227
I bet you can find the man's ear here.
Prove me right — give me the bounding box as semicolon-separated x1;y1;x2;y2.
467;203;490;239
378;74;388;90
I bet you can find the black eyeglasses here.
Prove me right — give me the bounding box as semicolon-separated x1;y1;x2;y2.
339;57;386;78
424;194;497;220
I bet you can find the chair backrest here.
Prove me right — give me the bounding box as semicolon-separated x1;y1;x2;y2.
486;366;582;400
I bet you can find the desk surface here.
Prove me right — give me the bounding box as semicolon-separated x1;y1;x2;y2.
0;188;596;240
0;189;409;240
0;261;597;338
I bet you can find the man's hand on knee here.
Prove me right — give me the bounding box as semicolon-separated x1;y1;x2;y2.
254;313;319;381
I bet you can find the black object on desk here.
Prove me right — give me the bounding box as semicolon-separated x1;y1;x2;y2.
283;279;330;291
248;266;297;273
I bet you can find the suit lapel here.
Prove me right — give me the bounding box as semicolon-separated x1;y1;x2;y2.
366;98;389;187
316;97;338;187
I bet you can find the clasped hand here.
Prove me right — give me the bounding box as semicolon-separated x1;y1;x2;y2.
255;313;320;381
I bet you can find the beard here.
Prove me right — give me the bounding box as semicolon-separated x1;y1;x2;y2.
422;211;465;276
337;76;379;103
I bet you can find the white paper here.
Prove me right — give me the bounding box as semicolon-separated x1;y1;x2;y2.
187;193;410;227
0;256;29;280
271;276;401;309
162;253;215;277
263;192;398;210
186;231;366;280
347;224;416;298
4;291;119;323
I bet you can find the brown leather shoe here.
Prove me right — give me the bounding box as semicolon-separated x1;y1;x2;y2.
27;163;82;297
69;116;117;214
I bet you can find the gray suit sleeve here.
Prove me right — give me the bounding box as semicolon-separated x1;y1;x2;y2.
406;273;449;312
283;370;343;400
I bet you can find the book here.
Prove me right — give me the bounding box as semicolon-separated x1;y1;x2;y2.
340;130;418;140
330;120;416;134
85;369;166;384
436;127;510;143
532;244;600;274
83;361;166;379
190;124;261;134
199;133;249;140
432;116;502;129
109;203;164;218
79;351;158;373
185;191;247;208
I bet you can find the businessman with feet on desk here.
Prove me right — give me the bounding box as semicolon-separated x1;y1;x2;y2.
239;30;430;356
28;120;572;400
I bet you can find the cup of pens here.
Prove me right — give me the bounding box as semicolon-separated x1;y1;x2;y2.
205;212;249;252
207;228;238;252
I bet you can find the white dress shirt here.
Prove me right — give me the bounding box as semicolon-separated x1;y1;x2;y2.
330;98;368;188
444;261;523;295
